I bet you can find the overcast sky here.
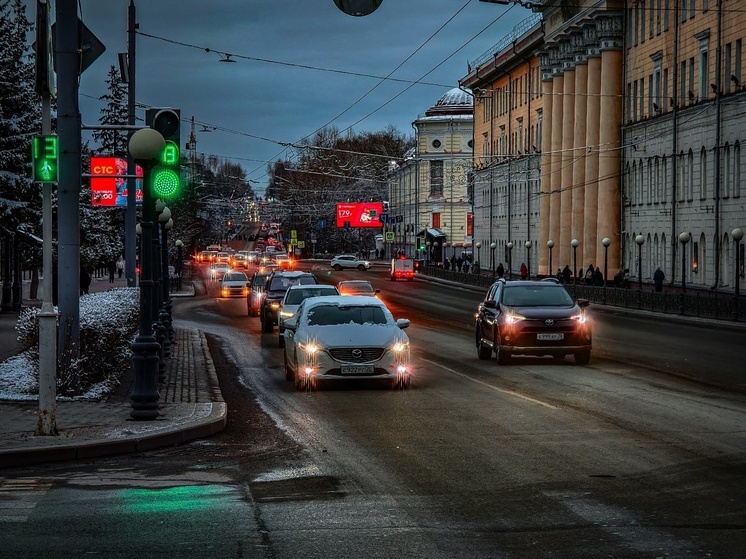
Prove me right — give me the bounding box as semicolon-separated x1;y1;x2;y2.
27;0;530;195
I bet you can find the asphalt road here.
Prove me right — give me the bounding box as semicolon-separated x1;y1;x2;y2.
2;262;744;559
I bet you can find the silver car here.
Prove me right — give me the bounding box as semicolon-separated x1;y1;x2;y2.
282;295;411;390
330;254;370;271
277;284;340;347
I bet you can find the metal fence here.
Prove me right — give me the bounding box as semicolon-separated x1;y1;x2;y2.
420;265;745;323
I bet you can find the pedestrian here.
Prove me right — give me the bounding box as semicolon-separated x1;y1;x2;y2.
653;266;665;292
456;256;463;272
593;268;604;286
463;259;470;274
520;262;528;280
107;258;116;284
444;258;451;271
116;256;124;278
496;262;504;278
80;264;91;295
562;265;572;284
584;264;595;285
556;268;564;283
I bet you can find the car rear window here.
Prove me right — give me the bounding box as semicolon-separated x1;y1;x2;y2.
224;273;247;281
502;285;575;307
286;287;337;304
269;275;317;293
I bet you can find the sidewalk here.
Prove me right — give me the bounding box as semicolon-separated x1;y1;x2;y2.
0;274;226;469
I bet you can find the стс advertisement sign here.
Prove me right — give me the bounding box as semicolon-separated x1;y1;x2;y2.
90;156;143;207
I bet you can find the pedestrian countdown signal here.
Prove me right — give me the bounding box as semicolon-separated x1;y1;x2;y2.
32;135;58;183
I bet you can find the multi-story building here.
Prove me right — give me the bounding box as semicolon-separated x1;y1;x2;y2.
623;0;745;290
387;88;473;262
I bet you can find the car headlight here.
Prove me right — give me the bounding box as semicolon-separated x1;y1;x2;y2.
571;312;588;325
280;309;294;319
391;341;409;353
503;312;526;324
270;301;281;310
299;341;320;354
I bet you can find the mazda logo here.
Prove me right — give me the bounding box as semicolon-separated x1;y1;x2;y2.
544;319;555;326
352;348;363;358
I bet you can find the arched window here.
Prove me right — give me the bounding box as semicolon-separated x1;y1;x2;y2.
662;155;668;202
723;142;731;198
647;159;654;203
735;141;741;198
654;156;661;202
687;149;694;200
679;151;686;201
699;146;707;200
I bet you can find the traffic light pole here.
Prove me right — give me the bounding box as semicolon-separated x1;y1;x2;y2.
125;0;138;288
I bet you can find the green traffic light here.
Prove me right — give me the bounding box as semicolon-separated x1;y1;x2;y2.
153;168;181;198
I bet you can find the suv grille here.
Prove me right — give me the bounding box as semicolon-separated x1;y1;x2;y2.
329;348;384;362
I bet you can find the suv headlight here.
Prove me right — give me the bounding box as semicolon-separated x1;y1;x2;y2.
270;301;281;310
391;341;409;353
299;341;320;354
280;309;294;319
571;312;588;325
503;312;526;324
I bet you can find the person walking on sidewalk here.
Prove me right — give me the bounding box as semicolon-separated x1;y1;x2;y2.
107;259;116;284
116;256;124;279
80;264;91;295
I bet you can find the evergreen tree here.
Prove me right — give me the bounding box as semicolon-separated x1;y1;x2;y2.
92;65;128;156
0;0;42;237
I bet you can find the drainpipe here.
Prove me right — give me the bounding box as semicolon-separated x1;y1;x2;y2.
712;0;723;289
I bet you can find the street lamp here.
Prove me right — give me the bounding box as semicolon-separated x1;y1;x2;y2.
506;242;513;278
433;241;439;266
602;237;611;304
571;239;579;286
635;234;645;290
679;232;691;314
159;208;174;346
525;240;532;280
476;242;482;274
547;240;554;279
128;127;165;420
425;241;431;264
733;228;743;320
175;239;184;291
490;242;497;280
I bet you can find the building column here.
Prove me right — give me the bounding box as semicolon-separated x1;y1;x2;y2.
559;39;576;270
549;49;564;272
595;14;624;273
539;53;554;276
571;31;588;271
583;24;602;272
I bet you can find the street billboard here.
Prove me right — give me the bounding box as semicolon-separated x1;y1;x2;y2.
90;157;143;207
335;201;384;228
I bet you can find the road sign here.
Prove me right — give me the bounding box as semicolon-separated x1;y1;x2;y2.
52;19;106;75
32;135;58;182
297;241;305;248
385;231;395;242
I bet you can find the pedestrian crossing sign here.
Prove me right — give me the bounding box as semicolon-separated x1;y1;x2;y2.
32;135;58;183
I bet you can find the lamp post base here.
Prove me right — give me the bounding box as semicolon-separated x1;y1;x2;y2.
130;336;161;420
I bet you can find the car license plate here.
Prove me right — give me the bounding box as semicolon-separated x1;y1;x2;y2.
341;365;374;375
537;333;564;341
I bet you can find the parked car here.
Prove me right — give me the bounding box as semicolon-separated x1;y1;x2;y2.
337;280;379;297
330;254;370;271
260;271;319;333
277;284;340;346
208;262;231;280
219;271;249;298
282;295;411;390
247;270;271;316
475;278;592;365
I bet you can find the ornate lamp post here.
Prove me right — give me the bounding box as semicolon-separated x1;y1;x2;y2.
547;240;554;279
733;228;743;321
602;237;611;304
433;241;439;266
679;231;691;314
506;241;513;279
425;241;431;264
128;128;165;420
571;239;579;295
175;239;184;291
490;242;497;280
525;240;532;280
476;242;482;274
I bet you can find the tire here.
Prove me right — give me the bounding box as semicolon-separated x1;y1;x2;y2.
262;314;274;333
333;264;342;271
284;353;294;381
574;350;591;365
496;341;510;365
278;333;285;348
476;330;492;360
357;264;366;271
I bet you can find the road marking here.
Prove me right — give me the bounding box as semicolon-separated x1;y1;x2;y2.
421;358;558;410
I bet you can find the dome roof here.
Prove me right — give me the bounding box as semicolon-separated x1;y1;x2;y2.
425;87;473;116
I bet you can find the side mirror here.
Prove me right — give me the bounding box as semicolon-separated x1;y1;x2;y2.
577;299;590;308
483;300;497;309
396;318;410;330
374;289;381;294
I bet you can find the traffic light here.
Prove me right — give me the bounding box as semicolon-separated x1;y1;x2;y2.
32;135;58;182
146;108;181;198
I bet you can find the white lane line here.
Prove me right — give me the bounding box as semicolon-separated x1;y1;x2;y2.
421;358;558;410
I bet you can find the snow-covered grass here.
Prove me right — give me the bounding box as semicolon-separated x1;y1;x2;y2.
0;288;139;401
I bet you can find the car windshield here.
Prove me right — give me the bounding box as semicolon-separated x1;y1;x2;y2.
269;275;316;293
502;285;575;307
307;304;388;326
224;272;247;282
285;288;337;305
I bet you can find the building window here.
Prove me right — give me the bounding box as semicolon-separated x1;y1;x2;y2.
689;58;695;102
696;32;710;100
736;39;743;87
649;0;654;38
657;0;662;34
724;143;731;198
664;0;670;31
680;61;687;104
688;149;694;200
432;212;441;229
699;147;707;200
735;141;741;198
663;67;669;110
432;139;442;149
430;160;444;196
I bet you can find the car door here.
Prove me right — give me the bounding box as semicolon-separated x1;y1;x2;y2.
477;281;503;343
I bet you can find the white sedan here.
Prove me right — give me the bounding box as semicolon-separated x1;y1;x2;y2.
282;295;411;391
330;254;370;271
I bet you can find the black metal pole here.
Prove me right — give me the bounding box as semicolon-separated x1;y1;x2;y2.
549;247;553;279
130;162;160;420
177;244;183;291
160;222;173;344
603;245;608;304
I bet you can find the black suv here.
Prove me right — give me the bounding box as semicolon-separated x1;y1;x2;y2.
475;278;592;365
260;271;319;333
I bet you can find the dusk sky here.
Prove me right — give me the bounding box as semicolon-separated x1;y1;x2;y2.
25;0;532;195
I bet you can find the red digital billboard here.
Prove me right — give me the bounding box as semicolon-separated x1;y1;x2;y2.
335;202;384;228
90;157;143;207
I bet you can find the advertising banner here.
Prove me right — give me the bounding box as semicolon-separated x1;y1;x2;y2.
335;202;384;228
90;157;143;207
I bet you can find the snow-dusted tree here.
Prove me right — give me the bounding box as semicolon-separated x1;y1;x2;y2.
0;0;42;237
91;65;128;156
